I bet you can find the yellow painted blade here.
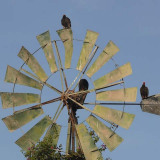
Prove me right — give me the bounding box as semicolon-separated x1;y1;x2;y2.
57;29;73;69
37;30;58;73
94;62;132;89
2;107;44;132
76;124;103;160
44;123;61;147
18;46;48;82
96;87;137;102
76;30;99;71
5;65;42;90
93;105;135;129
15;116;52;151
86;41;119;77
1;92;40;109
86;115;123;151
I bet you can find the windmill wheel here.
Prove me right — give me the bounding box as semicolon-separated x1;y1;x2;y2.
1;29;137;160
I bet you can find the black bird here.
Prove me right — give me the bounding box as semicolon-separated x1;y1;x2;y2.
140;82;149;99
61;15;71;29
77;79;89;105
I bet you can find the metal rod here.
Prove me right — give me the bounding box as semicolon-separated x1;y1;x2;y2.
53;103;65;122
54;41;68;90
84;102;160;106
14;97;62;114
52;101;63;121
54;41;64;92
68;97;112;124
73;46;99;91
65;102;82;153
68;81;124;96
20;68;62;94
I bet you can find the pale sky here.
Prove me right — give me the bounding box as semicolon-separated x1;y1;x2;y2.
0;0;160;160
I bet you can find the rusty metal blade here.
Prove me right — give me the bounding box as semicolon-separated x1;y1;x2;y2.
93;105;135;129
86;41;119;77
2;107;44;132
44;123;61;147
18;46;48;82
1;92;40;109
15;116;52;151
96;87;137;102
76;30;99;71
57;29;73;69
37;31;58;73
5;65;42;90
76;123;103;160
94;62;132;89
86;115;123;151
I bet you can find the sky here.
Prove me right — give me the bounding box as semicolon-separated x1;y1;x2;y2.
0;0;160;160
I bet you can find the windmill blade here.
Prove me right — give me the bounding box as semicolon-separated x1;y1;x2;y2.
86;115;123;152
76;123;103;160
18;46;48;82
96;87;137;102
76;30;99;71
86;41;119;78
1;92;40;109
66;122;71;154
5;65;42;90
15;116;52;151
94;62;132;89
44;123;61;147
93;105;135;129
57;29;73;69
2;107;44;132
37;30;58;73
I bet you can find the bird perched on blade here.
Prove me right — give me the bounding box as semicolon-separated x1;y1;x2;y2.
140;82;149;99
61;15;71;29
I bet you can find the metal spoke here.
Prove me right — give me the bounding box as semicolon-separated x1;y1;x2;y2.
84;102;140;105
67;46;99;92
20;68;62;94
73;46;99;91
68;81;124;96
67;97;112;124
53;103;65;123
52;101;63;121
54;41;68;90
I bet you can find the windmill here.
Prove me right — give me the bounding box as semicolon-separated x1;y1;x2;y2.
1;28;137;160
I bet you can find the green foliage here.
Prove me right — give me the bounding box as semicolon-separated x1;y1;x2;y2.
22;136;85;160
22;129;108;160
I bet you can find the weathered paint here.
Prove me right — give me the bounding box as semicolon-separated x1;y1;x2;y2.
86;41;119;77
1;92;40;109
93;105;135;129
140;94;160;115
94;62;132;89
96;87;137;102
18;46;48;82
57;29;73;69
37;30;57;73
5;65;42;90
2;108;44;132
76;30;99;71
86;115;123;151
44;123;61;146
76;123;103;160
15;116;52;151
66;122;71;153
